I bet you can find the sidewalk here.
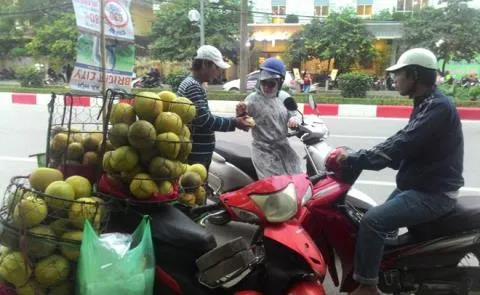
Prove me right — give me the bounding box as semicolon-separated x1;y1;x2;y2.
2;92;480;120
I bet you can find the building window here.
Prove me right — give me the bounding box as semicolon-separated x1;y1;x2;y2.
357;4;373;16
272;0;286;15
315;5;329;16
397;0;428;12
272;5;286;15
314;0;329;16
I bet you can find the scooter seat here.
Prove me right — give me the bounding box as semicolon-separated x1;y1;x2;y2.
215;140;258;181
386;196;480;248
149;205;217;254
407;195;480;241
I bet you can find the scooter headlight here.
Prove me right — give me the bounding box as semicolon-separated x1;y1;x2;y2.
250;183;297;223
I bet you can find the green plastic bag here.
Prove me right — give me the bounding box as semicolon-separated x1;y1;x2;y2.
76;216;155;295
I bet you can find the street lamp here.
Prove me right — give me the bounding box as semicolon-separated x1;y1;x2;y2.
188;0;220;47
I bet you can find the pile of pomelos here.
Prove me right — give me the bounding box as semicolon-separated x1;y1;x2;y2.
0;167;107;294
102;91;206;205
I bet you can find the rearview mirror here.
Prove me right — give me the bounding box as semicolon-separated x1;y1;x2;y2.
283;97;298;111
308;95;317;111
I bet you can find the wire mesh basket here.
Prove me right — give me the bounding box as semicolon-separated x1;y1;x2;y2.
0;176;110;294
97;89;205;206
45;93;107;184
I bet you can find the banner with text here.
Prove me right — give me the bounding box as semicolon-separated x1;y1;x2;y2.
70;0;135;95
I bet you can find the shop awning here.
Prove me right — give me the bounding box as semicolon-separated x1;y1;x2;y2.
250;31;292;41
365;21;404;39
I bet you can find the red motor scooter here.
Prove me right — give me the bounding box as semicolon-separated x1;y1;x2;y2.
108;172;327;295
294;146;480;295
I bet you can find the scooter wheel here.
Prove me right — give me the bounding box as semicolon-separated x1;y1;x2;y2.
196;237;248;272
200;249;256;287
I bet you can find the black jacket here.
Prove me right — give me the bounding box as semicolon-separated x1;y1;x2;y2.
345;88;464;193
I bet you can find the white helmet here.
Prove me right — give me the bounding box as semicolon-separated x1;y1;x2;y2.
386;48;437;72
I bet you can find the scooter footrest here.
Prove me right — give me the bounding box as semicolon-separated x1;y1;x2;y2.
198;249;256;288
196;237;247;271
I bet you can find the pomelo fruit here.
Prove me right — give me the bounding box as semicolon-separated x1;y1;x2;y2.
154;112;183;135
128;120;156;149
135;92;163;122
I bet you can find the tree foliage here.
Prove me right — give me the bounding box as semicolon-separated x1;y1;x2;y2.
0;0;24;59
402;0;480;72
150;0;244;63
285;14;299;23
0;0;75;61
288;8;376;73
371;9;411;21
284;31;307;69
26;13;78;67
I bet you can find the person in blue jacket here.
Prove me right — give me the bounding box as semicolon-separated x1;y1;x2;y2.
336;48;464;295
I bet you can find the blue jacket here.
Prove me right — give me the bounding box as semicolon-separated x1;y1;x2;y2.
345;88;464;193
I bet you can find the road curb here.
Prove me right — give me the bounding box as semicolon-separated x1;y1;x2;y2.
2;92;480;120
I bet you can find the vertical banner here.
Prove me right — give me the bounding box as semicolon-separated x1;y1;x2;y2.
70;0;135;95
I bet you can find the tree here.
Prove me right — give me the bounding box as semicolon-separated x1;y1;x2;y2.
0;0;74;61
371;9;411;21
403;0;480;72
285;14;299;23
284;31;308;69
26;13;78;68
150;0;244;63
0;1;24;59
299;8;376;73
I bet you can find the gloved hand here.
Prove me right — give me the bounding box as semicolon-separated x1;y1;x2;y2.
325;147;347;173
287;118;298;129
236;102;247;117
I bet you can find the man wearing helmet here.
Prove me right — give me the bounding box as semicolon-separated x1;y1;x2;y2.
336;48;464;295
236;58;302;178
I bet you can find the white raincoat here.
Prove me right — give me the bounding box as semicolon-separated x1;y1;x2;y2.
245;89;303;179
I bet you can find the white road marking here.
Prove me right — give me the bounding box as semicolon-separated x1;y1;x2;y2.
357;180;480;193
0;156;37;163
330;134;387;140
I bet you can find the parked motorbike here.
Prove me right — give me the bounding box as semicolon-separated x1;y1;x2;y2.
132;75;162;88
108;176;327;295
44;73;66;85
0;68;15;80
207;96;376;223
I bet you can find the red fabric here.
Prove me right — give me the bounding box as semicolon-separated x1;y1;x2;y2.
98;173;179;203
58;164;99;184
155;266;182;294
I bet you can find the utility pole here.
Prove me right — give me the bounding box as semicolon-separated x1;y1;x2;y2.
200;0;205;46
239;0;248;93
100;0;107;124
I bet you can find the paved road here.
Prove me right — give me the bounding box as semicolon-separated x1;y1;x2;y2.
206;84;401;97
1;105;479;294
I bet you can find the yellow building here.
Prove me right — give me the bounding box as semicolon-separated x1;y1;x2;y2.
131;1;155;38
248;21;402;76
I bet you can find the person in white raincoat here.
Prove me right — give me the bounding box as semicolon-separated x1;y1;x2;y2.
236;58;303;179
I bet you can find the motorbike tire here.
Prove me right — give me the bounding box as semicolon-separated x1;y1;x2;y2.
200;249;256;287
196;237;248;272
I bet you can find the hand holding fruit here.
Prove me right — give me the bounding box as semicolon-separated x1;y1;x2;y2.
236;101;247;117
234;116;252;132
